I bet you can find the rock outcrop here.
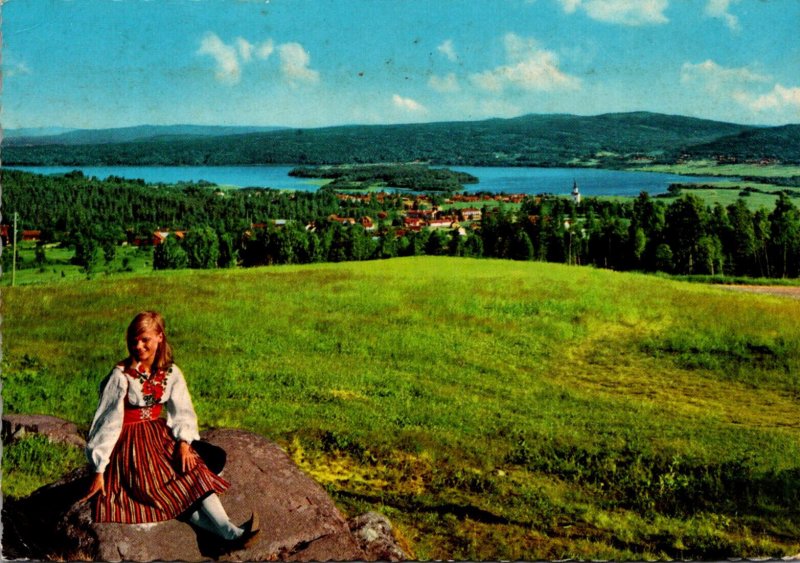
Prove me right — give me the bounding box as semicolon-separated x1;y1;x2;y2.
2;421;408;562
2;413;87;448
349;511;409;561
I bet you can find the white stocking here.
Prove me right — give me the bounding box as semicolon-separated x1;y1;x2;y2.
188;494;243;540
187;507;221;535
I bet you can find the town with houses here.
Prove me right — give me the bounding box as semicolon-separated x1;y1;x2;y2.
1;186;583;248
281;189;543;242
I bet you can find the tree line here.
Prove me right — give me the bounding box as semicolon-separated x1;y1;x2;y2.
5;169;800;278
513;191;798;278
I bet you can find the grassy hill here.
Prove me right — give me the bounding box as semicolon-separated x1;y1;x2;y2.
9;112;793;167
3;257;800;560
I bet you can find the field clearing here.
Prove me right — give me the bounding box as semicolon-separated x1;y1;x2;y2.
3;257;800;560
677;185;794;210
2;242;154;286
634;162;800;178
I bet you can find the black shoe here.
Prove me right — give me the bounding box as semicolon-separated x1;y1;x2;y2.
228;512;260;551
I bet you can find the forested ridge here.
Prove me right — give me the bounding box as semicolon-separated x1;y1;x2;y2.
679;124;800;163
6;169;800;279
2;124;288;146
6;112;798;167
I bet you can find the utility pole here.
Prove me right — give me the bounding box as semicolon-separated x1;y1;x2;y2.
12;212;18;287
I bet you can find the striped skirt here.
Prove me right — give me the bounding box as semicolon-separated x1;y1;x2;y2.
93;417;230;523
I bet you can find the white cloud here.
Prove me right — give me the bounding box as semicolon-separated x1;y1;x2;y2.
681;59;770;93
682;59;800;117
197;32;241;84
198;34;314;86
558;0;669;26
470;70;505;93
236;38;254;62
469;33;580;93
736;84;800;112
503;33;542;63
437;40;458;62
429;73;460;93
559;0;582;14
278;43;320;86
705;0;740;31
392;94;427;113
256;40;275;60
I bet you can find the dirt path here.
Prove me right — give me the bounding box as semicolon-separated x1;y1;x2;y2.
720;284;800;299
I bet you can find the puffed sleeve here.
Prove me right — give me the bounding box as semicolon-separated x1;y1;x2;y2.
166;365;201;444
85;367;128;473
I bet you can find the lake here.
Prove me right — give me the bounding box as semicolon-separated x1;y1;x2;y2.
9;165;726;197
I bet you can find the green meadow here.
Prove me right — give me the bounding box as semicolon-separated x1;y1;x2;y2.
678;184;798;211
3;257;800;560
635;162;800;178
2;242;154;287
629;161;800;210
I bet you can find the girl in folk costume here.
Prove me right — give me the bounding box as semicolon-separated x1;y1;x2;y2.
80;311;259;549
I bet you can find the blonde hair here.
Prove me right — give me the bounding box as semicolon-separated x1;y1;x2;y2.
126;311;174;372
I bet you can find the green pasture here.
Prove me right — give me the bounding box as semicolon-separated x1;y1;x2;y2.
3;257;800;560
632;161;800;210
2;242;154;287
635;162;800;178
675;185;797;211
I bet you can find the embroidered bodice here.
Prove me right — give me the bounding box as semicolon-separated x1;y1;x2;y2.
123;363;171;407
85;363;201;473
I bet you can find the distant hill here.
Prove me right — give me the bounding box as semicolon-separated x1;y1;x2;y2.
3;127;76;138
4;112;798;167
680;124;800;163
3;124;288;147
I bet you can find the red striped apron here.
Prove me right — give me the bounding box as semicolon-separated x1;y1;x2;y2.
93;401;230;523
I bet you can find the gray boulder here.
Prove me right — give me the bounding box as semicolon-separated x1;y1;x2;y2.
3;427;406;561
349;511;409;561
2;413;87;448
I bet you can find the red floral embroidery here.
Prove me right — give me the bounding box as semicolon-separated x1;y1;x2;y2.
126;366;171;407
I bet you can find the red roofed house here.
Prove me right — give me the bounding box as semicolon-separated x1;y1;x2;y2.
428;217;458;229
459;208;482;222
328;214;356;225
404;217;424;229
153;230;186;245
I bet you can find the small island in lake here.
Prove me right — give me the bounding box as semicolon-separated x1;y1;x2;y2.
289;163;479;192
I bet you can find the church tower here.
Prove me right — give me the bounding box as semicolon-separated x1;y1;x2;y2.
571;180;581;204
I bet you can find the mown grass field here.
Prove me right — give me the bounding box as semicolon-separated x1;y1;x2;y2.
635;162;800;178
3;257;800;560
678;185;798;211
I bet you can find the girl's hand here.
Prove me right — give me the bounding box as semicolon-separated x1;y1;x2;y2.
79;473;105;503
178;441;199;473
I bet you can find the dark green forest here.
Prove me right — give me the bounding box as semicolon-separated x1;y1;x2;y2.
5;169;800;279
6;112;799;167
681;124;800;163
289;164;478;191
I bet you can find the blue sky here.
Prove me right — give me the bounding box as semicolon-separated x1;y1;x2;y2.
2;0;799;129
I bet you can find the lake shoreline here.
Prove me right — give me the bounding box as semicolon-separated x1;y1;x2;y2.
8;164;730;198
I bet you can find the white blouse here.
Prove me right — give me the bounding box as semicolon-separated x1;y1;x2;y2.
85;363;201;473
